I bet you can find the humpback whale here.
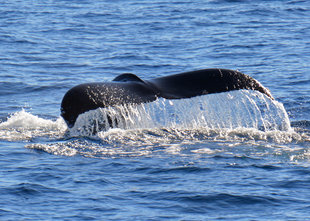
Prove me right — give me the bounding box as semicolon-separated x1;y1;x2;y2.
61;68;273;128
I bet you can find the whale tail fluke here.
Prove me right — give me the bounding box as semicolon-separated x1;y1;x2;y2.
61;68;273;128
150;69;273;100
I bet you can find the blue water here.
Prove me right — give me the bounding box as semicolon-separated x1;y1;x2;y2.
1;0;310;220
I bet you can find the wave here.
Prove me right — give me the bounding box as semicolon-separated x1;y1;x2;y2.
0;109;66;141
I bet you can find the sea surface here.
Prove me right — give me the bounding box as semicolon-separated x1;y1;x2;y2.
1;0;310;220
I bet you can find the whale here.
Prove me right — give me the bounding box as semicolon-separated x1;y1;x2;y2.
61;68;273;128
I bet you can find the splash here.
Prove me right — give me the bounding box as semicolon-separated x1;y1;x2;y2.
1;91;308;159
0;109;66;141
69;90;292;137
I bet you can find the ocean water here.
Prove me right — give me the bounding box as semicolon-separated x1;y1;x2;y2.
1;0;310;220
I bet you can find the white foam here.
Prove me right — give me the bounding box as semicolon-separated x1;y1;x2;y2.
26;143;77;156
0;109;67;141
25;127;305;158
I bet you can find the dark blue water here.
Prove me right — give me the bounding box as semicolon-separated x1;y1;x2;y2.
1;0;310;220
